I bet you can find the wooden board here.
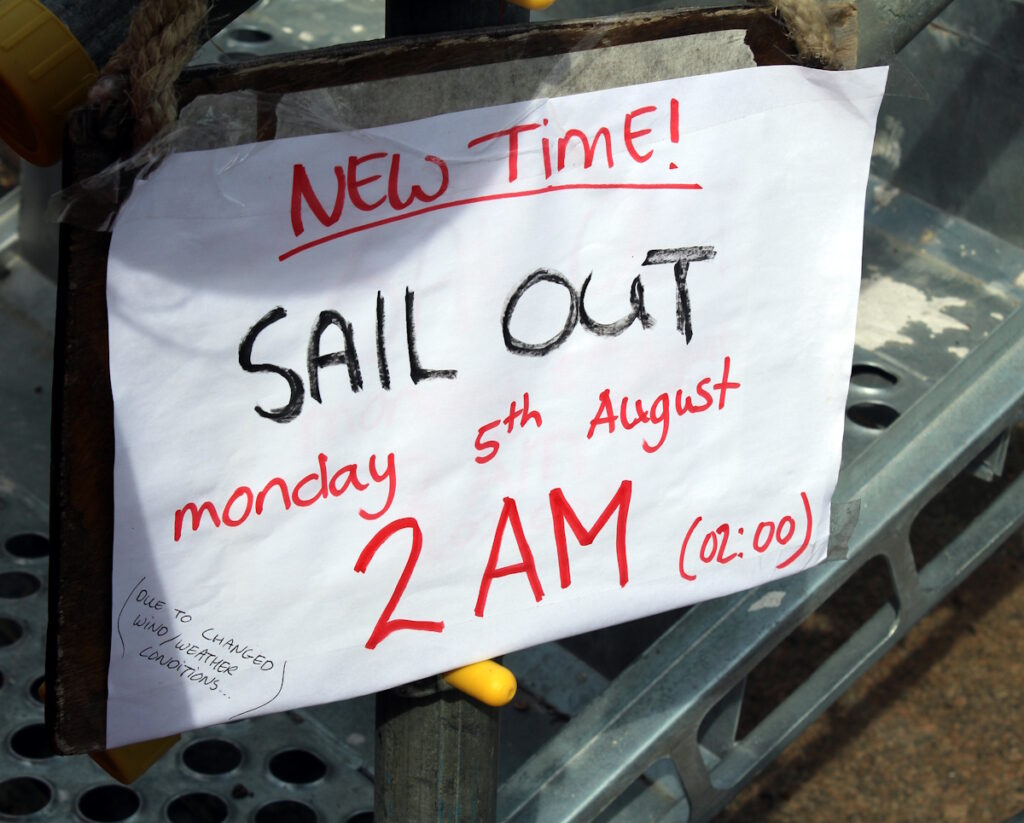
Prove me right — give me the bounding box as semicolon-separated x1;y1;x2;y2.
47;6;804;754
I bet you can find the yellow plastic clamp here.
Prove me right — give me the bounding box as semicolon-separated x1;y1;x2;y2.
508;0;558;10
38;681;179;784
89;735;182;785
443;659;517;707
0;0;98;165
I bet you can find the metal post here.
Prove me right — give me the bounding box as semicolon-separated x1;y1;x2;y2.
376;684;500;822
375;5;521;819
386;0;528;38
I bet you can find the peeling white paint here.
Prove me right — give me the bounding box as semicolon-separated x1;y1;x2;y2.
871;181;900;210
991;312;1005;322
948;345;970;358
748;591;786;612
871;115;904;169
1016;270;1024;288
856;274;970;350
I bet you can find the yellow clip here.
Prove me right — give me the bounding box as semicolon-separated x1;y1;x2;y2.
507;0;558;9
39;682;178;783
89;735;181;784
443;660;517;707
0;0;98;165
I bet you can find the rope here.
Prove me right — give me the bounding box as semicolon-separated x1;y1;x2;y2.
770;0;838;68
101;0;209;148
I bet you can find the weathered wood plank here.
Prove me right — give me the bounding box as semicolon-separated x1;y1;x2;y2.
177;8;796;104
48;138;121;754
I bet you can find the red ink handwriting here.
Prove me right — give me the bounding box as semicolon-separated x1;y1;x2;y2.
355;517;445;649
291;153;449;236
466;101;681;183
336;483;815;651
678;491;814;582
475;480;632;617
475;392;543;464
586;356;740;453
280;98;697;260
173;450;396;542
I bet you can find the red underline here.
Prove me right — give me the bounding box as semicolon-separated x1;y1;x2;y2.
278;181;702;261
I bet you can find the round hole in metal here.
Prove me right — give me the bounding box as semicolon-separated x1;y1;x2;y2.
0;776;52;815
182;739;243;775
166;792;228;823
346;813;374;823
254;800;317;823
268;748;327;784
0;572;40;598
228;26;273;43
10;724;54;760
0;617;22;646
846;402;900;430
78;785;141;822
4;533;49;559
29;675;44;702
850;363;898;389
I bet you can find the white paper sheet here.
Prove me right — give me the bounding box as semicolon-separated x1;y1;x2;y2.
105;64;888;746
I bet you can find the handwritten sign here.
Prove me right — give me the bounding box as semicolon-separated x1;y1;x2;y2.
105;65;887;746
